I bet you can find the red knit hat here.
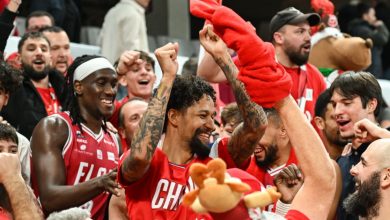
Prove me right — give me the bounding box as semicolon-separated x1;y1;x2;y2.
191;0;292;108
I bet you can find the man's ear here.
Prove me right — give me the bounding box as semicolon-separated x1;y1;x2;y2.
15;53;22;65
167;109;180;128
118;127;125;139
3;92;9;107
273;32;284;44
381;168;390;189
279;125;288;138
367;98;378;115
314;116;325;130
74;81;83;96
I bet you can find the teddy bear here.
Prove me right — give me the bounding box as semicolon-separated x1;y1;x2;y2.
308;0;372;85
182;158;282;219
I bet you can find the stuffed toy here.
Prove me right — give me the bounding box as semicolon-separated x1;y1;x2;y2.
182;158;281;219
308;0;372;84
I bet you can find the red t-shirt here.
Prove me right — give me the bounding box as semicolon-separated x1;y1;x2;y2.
36;87;61;115
284;64;326;122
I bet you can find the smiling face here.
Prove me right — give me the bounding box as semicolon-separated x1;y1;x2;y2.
346;140;389;217
321;103;348;147
43;31;71;74
177;94;216;155
331;89;375;139
254;117;280;167
122;60;156;100
277;22;312;66
77;68;118;120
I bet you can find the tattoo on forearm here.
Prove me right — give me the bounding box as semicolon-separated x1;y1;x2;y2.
122;81;173;179
215;55;267;165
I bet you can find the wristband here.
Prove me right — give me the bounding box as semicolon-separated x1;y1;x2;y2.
275;199;291;216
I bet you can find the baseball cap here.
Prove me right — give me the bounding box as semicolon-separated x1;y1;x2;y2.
269;7;321;35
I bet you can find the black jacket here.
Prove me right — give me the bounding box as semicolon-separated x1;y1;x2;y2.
1;70;68;138
0;8;17;56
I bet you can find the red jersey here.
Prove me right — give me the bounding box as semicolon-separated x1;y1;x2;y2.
284;64;326;122
285;210;309;220
36;86;61;115
56;112;119;220
118;148;212;220
209;137;251;169
245;149;298;212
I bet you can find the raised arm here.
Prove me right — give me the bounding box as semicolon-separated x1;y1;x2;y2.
197;46;228;83
275;96;336;219
0;153;43;220
199;25;267;166
31;117;119;215
0;0;21;53
120;43;178;183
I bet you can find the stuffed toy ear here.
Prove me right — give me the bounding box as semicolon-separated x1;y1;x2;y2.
190;163;209;188
206;158;226;184
182;189;200;207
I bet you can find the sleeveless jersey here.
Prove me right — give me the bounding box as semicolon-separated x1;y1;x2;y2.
245;149;298;212
57;112;119;220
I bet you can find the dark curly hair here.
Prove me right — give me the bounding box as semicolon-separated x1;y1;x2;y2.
0;60;23;94
64;55;107;132
163;74;216;132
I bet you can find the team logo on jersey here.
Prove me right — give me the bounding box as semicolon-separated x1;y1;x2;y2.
80;144;87;151
76;130;86;139
107;152;117;163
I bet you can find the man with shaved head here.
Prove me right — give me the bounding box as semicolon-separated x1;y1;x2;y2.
345;138;390;219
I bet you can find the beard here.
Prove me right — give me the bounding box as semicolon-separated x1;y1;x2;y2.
189;128;211;160
255;144;278;168
324;129;348;149
284;43;309;66
343;171;382;218
22;63;50;81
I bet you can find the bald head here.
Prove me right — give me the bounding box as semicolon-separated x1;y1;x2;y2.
367;139;390;169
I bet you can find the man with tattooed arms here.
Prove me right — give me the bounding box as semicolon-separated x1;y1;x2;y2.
118;40;267;219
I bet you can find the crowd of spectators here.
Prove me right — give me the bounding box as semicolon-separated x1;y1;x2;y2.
1;0;390;220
